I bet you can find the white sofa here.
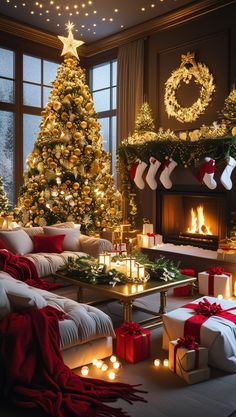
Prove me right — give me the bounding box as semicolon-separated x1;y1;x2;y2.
0;225;115;368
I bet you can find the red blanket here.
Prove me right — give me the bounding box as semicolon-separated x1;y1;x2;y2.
0;250;59;291
0;306;146;417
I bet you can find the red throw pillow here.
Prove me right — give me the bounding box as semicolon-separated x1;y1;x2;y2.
33;234;65;253
0;238;8;250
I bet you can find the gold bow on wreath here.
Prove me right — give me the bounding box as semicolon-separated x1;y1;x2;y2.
180;51;198;71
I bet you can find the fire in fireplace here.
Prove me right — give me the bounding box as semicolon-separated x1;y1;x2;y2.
157;191;228;250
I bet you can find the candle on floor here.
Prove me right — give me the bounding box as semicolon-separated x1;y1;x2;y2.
96;360;103;369
154;359;161;367
163;359;169;367
101;363;108;372
110;355;117;363
92;358;98;366
81;366;89;376
217;294;223;300
108;371;116;380
113;361;120;369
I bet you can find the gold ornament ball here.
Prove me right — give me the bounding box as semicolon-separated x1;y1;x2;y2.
61;183;68;190
90;161;100;174
80;121;87;129
109;208;116;215
232;126;236;136
84;197;92;205
66;180;71;185
41;179;47;185
73;182;80;190
83;185;90;194
66;121;73;129
52;89;58;96
50;161;57;170
73;132;82;140
95;150;102;159
85;145;93;155
38;197;45;204
52;128;59;136
67;145;73;151
96;221;101;227
24;198;31;207
70;155;78;164
101;220;107;227
74;148;81;156
63;149;70;157
31;205;37;212
61;112;69;121
47;157;53;164
85;102;93;111
32;182;39;189
53;101;62;111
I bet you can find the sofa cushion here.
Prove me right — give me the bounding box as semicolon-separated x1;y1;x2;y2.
33;234;65;253
25;251;88;277
43;226;81;251
0;282;11;318
0;230;34;255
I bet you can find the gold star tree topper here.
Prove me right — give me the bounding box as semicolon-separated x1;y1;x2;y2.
58;22;84;60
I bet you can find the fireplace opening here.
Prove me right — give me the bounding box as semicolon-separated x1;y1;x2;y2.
158;192;228;250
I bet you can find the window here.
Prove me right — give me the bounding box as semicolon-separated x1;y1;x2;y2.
90;60;117;180
23;55;59;166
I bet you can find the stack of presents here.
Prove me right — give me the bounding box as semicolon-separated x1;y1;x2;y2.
114;265;235;383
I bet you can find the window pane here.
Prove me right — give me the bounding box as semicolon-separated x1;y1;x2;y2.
43;60;59;86
0;48;14;79
93;89;110;112
23;114;41;167
0;111;14;206
23;83;41;107
43;86;51;108
112;61;117;86
23;55;41;83
112;87;116;110
99;117;110;152
0;79;15;103
92;63;110;91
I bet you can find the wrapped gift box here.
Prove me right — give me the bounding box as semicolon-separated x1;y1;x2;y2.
162;296;236;372
113;243;127;252
142;223;153;235
198;270;232;298
172;363;210;385
115;323;150;363
139;234;163;248
173;286;190;296
169;340;208;372
217;249;236;263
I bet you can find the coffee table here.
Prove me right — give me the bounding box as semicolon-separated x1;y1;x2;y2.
54;271;196;328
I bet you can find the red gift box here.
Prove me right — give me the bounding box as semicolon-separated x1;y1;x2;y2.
115;322;150;363
173;269;196;297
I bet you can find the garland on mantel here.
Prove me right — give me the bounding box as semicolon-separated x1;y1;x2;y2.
117;136;236;225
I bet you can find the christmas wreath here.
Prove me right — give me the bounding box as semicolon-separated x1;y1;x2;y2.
164;52;215;123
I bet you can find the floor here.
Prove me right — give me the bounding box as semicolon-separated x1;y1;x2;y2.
1;287;236;417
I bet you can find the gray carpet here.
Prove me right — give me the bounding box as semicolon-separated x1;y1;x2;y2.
1;288;236;417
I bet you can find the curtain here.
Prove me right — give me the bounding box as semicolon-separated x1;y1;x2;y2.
117;39;144;145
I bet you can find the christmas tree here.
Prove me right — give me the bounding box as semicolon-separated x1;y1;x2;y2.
0;176;9;214
15;23;121;234
127;102;157;144
219;88;236;134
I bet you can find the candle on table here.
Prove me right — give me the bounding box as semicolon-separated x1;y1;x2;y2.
163;359;169;367
154;359;161;367
81;366;89;376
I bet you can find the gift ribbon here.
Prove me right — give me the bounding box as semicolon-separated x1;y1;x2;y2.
120;321;144;336
173;335;199;374
147;233;156;237
182;298;236;342
196;159;216;183
206;266;231;296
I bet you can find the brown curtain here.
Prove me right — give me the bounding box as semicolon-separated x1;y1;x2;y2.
117;39;144;145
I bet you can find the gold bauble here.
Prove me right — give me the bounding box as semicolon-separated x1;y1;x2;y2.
54;81;59;87
50;161;57;170
33;149;39;156
31;205;37;212
83;185;90;194
85;145;93;155
66;180;71;185
27;188;33;193
63;149;70;157
67;145;73;151
47;157;53;164
61;183;68;190
109;208;116;215
74;148;81;156
41;179;47;185
232;126;236;136
90;161;100;174
73;182;80;190
53;101;61;111
75;97;83;105
70;155;78;164
73;192;78;197
101;220;107;227
85;102;93;111
38;197;44;204
84;197;92;205
95;149;102;158
39;209;44;215
42;152;48;159
61;112;69;121
52;89;58;96
52;128;59;136
96;221;101;227
73;132;82;140
37;162;44;172
32;182;39;189
24;198;31;207
80;121;87;129
66;121;73;129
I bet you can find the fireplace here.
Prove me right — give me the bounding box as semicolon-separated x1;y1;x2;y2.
157;191;228;250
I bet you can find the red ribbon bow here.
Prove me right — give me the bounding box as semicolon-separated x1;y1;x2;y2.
174;335;199;373
194;298;222;316
207;266;225;275
147;233;156;237
120;321;143;336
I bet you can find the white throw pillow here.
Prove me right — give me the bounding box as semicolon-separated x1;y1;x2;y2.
1;279;47;310
0;230;34;255
43;226;81;251
21;227;44;239
0;282;11;318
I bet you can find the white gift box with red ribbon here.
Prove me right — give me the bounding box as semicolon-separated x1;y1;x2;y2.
169;340;208;372
142;224;154;235
198;268;232;299
140;233;163;248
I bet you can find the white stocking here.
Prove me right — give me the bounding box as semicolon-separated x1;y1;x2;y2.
196;157;217;190
159;159;178;189
130;159;147;190
220;156;236;190
146;157;161;190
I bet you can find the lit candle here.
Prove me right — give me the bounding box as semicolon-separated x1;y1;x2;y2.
81;366;89;376
137;284;143;292
131;284;137;294
126;256;136;278
136;263;145;279
154;359;161;367
108;371;116;380
98;253;111;269
217;294;223;300
163;359;169;367
92;358;98;366
96;360;103;369
110;355;117;363
101;363;108;372
113;361;120;369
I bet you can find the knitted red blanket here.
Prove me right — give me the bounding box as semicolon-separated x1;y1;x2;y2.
0;306;146;417
0;249;59;290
